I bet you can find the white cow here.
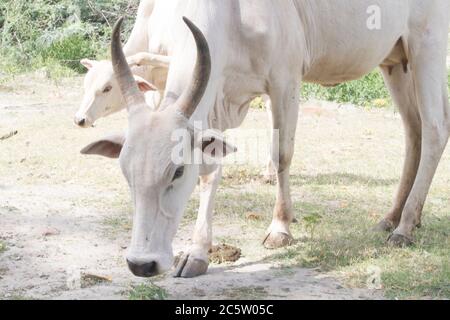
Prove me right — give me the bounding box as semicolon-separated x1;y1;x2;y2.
82;0;450;278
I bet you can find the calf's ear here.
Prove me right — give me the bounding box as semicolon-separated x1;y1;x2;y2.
134;75;158;92
80;134;125;159
80;59;97;70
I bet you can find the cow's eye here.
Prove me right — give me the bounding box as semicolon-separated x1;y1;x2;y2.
173;167;184;181
103;85;112;93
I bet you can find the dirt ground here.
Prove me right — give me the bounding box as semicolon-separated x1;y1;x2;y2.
1;73;447;300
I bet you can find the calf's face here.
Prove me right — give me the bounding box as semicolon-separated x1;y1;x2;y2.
75;60;156;128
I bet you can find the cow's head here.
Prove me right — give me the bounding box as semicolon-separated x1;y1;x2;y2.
75;59;158;128
81;17;236;277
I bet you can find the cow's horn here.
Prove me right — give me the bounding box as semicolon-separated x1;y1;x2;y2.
111;17;146;109
175;17;211;118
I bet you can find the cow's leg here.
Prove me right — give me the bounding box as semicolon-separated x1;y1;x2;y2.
262;95;277;184
388;33;450;246
374;66;422;232
263;80;300;249
173;164;222;278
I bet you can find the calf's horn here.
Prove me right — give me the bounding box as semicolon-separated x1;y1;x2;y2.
175;17;211;118
111;17;146;109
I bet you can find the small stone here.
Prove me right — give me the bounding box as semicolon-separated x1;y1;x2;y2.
42;227;61;237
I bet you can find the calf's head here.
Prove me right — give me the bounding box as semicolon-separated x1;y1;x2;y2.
75;59;157;128
81;17;235;277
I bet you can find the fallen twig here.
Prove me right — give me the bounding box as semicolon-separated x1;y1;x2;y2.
0;130;18;141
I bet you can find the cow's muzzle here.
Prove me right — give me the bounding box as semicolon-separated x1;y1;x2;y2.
127;259;159;278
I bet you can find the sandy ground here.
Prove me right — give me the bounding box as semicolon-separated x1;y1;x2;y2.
0;74;397;300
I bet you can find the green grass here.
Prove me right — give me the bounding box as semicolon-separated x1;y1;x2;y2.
0;241;6;253
221;286;269;299
128;283;169;300
193;163;448;299
213;165;450;299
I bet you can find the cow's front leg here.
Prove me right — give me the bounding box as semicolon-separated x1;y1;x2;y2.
262;96;277;184
263;80;300;249
173;164;222;278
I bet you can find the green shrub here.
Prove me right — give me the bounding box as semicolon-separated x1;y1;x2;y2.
39;31;99;73
0;0;138;76
301;71;391;107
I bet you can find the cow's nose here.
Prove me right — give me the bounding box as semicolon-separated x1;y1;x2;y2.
127;259;159;278
75;118;86;127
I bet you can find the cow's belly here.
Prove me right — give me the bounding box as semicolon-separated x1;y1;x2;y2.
303;50;390;85
297;0;411;85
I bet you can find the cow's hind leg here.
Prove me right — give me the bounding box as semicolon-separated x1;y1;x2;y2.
374;66;422;232
263;80;300;249
173;164;222;277
389;31;450;246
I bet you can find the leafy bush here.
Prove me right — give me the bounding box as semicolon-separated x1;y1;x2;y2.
40;31;99;73
301;71;391;107
0;0;138;75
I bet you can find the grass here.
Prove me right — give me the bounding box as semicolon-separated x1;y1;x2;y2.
210;100;450;299
0;241;6;253
221;286;269;300
213;164;450;299
128;283;169;300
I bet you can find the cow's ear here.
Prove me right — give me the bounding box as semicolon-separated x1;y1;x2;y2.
80;59;97;70
200;130;237;159
81;134;125;159
134;75;158;93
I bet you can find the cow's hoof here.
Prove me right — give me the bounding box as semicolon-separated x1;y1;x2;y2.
263;232;293;249
387;233;414;247
372;219;395;233
173;254;208;278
